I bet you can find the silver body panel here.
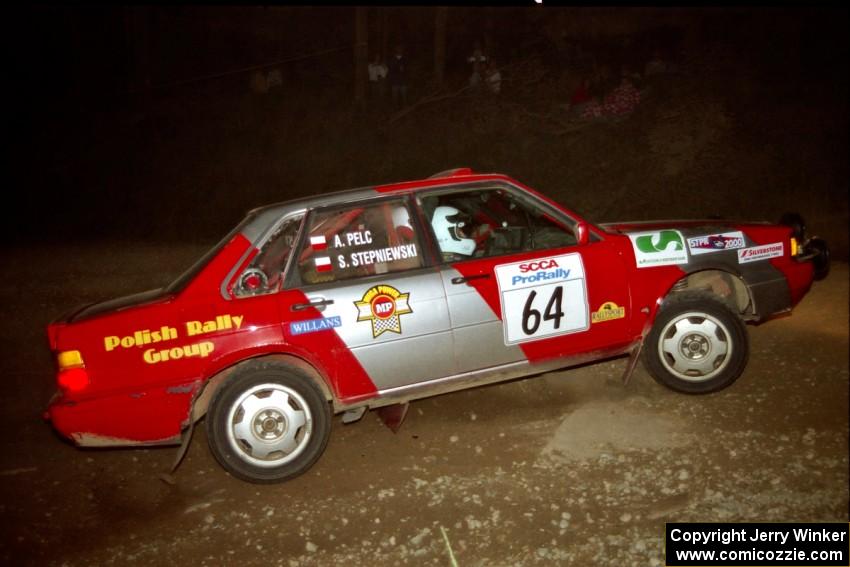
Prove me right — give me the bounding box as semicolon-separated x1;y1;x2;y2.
306;269;455;390
439;267;525;370
360;343;635;410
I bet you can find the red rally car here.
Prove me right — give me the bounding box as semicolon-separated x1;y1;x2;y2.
45;169;830;483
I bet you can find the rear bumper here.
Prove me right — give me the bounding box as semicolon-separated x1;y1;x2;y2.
45;382;199;447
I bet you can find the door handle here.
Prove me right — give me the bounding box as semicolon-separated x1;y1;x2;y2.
291;298;335;312
451;274;490;285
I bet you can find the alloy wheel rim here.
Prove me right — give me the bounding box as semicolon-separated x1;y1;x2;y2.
657;311;733;382
225;383;313;467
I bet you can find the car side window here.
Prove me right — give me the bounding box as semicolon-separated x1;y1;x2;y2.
295;199;424;286
419;188;577;262
234;214;304;297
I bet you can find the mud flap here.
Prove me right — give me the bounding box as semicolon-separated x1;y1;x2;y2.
342;406;367;424
621;340;643;386
170;421;195;473
375;403;409;433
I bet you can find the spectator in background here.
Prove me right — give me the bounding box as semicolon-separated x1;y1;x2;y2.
570;75;590;109
249;70;268;95
602;70;641;117
644;50;669;77
249;68;283;96
266;68;283;91
485;61;501;94
387;45;408;108
467;41;488;89
368;53;388;102
579;69;642;121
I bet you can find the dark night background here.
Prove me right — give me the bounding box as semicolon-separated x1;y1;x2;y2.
1;6;848;565
7;6;849;257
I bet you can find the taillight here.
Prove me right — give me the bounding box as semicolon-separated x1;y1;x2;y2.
58;368;90;392
57;350;89;392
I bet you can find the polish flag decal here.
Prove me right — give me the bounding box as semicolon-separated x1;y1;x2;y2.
310;235;327;250
315;256;332;272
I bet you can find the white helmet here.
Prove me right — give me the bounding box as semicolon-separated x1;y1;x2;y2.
432;206;476;256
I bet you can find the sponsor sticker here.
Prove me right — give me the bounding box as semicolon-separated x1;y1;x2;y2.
289;316;342;336
101;313;244;365
341;243;418;269
687;231;746;255
494;254;589;345
591;301;626;323
628;230;689;267
354;285;412;338
738;242;784;264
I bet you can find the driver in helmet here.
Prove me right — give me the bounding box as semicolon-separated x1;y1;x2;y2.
431;206;477;259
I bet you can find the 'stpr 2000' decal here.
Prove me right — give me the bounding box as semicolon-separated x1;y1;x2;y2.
354;285;412;338
494;254;589;345
687;231;746;255
628;230;688;268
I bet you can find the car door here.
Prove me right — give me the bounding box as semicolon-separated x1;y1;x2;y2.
417;184;632;372
283;197;455;394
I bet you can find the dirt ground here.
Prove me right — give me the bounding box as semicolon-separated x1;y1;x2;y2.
0;243;846;566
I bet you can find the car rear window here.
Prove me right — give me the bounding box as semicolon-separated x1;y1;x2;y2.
166;214;254;294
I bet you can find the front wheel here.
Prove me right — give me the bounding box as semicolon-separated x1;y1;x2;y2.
206;362;331;483
643;293;749;394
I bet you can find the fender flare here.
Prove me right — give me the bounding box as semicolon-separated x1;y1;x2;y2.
640;267;755;337
187;352;338;427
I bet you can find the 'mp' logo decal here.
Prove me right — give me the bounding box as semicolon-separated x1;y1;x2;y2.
354;285;412;338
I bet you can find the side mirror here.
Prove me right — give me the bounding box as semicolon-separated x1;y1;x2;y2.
576;221;590;246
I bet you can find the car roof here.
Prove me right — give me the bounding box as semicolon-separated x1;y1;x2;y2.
240;169;514;244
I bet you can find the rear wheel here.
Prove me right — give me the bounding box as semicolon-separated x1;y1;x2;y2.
206;362;331;483
807;237;830;281
643;293;749;394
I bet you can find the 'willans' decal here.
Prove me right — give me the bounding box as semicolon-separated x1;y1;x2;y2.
289;316;342;336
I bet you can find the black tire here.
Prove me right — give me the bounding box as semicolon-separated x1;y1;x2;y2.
807;237;830;281
643;292;749;394
206;361;331;483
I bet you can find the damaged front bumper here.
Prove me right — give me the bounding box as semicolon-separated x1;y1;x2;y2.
796;237;830;281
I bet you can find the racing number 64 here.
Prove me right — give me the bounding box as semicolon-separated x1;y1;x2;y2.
497;253;588;345
522;286;565;335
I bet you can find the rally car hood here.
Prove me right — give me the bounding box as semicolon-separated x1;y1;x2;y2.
599;219;772;234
